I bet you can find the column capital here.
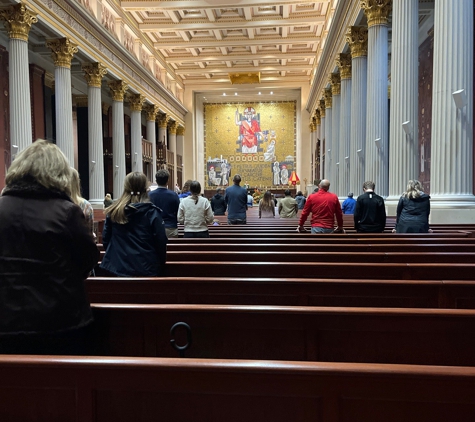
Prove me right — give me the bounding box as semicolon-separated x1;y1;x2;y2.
82;62;107;87
108;80;129;102
176;125;185;136
337;53;352;79
330;73;341;96
361;0;391;27
315;109;321;125
128;93;145;112
157;114;170;128
324;88;333;108
347;26;368;58
319;99;326;116
168;120;178;134
0;2;37;41
144;104;160;121
309;121;316;132
102;102;110;115
46;38;78;69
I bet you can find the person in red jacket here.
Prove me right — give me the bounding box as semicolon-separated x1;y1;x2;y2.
297;179;343;234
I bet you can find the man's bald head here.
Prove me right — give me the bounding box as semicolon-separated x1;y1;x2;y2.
319;179;330;191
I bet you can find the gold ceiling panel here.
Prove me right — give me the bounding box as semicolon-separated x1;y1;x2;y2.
229;72;261;84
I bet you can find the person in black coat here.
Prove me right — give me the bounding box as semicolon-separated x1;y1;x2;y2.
354;181;386;233
100;172;167;277
210;187;227;215
393;180;430;233
0;139;99;355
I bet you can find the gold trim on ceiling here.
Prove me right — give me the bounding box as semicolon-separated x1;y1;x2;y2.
229;72;261;85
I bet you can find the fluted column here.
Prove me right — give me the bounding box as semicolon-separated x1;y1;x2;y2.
145;104;159;180
108;80;128;198
337;53;352;197
388;0;419;208
315;110;322;180
157;114;170;151
168;120;178;183
83;62;107;204
0;3;37;154
319;99;326;180
430;0;475;222
129;93;145;174
330;73;341;196
309;120;316;182
46;38;78;165
361;0;391;196
323;89;333;184
347;26;368;197
176;125;185;183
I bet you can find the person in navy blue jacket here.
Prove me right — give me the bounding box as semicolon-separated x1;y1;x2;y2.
101;172;167;277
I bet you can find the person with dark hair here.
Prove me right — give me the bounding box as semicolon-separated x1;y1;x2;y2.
393;180;430;233
101;172;167;276
297;179;343;234
278;189;298;218
0;139;99;355
149;169;180;238
178;181;214;238
341;192;356;214
211;187;227;215
354;181;386;233
178;179;192;200
259;191;275;218
225;174;248;224
295;190;306;210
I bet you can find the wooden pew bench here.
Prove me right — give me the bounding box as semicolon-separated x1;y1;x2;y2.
85;277;475;309
90;304;475;366
1;356;474;422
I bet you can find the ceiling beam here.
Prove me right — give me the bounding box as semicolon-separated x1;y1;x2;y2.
165;51;316;63
175;63;310;74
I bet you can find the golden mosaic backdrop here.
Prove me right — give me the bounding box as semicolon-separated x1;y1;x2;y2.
204;101;296;188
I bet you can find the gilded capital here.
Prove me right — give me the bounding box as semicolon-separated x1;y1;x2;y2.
144;104;160;121
309;121;315;132
168;120;178;135
102;102;110;115
176;125;185;136
46;38;78;69
82;63;107;87
324;88;332;108
330;73;341;96
337;53;352;80
128;94;145;112
319;99;326;116
108;80;129;102
157;114;170;129
347;26;368;58
360;0;391;27
0;3;37;41
315;109;321;125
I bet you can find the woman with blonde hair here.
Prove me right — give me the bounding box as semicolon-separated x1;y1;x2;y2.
0;139;99;354
178;180;214;238
100;172;167;276
259;190;275;218
70;168;94;236
394;180;430;233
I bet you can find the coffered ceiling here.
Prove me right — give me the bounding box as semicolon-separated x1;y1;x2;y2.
121;0;332;86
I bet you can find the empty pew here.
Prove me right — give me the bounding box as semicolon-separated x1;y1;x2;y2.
85;277;475;309
90;303;475;366
1;356;474;422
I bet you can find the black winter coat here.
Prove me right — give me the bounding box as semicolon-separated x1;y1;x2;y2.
0;182;99;336
395;193;430;233
210;193;227;215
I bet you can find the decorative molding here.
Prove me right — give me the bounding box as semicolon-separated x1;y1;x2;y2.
0;2;38;41
229;72;261;84
46;38;78;68
74;95;88;107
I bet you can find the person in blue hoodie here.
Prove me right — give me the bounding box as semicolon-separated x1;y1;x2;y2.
101;172;167;276
341;192;356;214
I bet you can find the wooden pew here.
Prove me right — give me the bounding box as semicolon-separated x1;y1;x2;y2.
90;304;475;366
1;355;474;422
85;277;475;309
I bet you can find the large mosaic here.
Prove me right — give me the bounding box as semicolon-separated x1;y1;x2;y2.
204;101;297;188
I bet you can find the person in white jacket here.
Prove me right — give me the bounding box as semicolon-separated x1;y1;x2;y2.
178;181;214;238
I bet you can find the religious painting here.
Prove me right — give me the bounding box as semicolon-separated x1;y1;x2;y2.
204;101;296;188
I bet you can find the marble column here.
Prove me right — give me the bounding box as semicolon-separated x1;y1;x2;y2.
347;26;368;197
168;120;178;184
108;80;128;199
361;0;391;196
388;0;419;210
324;88;333;185
157;114;170;164
330;73;341;196
83;62;107;204
129;93;145;174
315;110;322;180
337;53;352;197
145;104;159;180
319;99;326;181
430;0;475;222
0;3;37;154
176;125;185;185
46;38;78;165
309;120;316;183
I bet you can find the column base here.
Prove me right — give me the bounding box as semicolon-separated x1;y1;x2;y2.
429;195;475;224
384;196;400;217
89;200;105;209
